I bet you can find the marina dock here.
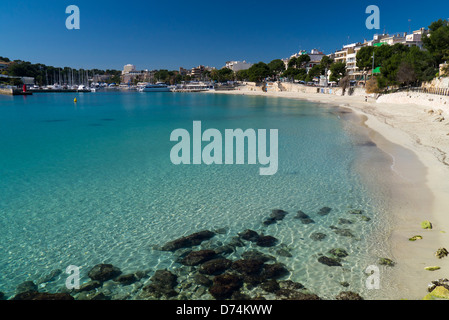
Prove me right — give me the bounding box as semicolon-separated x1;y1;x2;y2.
0;88;33;96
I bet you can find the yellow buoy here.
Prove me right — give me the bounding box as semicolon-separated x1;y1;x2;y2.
74;98;77;103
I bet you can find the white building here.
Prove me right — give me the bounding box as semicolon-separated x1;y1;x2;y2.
224;61;253;72
122;64;136;75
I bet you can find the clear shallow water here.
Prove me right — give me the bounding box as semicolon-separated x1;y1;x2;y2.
0;92;393;299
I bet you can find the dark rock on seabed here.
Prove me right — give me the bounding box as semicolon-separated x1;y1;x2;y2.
16;281;37;294
142;270;178;298
270;209;288;220
256;235;278;247
114;273;138;285
241;250;276;263
317;207;332;216
232;259;265;275
310;232;327;241
160;230;215;251
11;291;74;300
295;210;315;224
238;229;260;242
318;256;342;267
76;280;102;292
199;258;232;275
209;273;243;300
88;264;122;282
181;250;217;266
336;291;364;300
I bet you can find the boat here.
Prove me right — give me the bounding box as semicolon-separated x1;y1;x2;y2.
139;82;171;92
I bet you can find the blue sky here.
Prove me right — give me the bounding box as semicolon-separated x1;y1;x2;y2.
1;0;448;71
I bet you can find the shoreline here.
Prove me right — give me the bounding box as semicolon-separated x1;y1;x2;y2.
206;88;449;299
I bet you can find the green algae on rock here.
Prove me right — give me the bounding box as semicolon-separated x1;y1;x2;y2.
421;221;433;229
409;235;423;241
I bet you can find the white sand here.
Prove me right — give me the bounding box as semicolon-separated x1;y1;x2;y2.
207;88;449;299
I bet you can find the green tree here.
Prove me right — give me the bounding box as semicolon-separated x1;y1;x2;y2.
320;56;334;70
247;62;270;82
356;46;374;81
329;62;346;82
296;54;311;68
235;69;249;81
287;57;297;69
423;19;449;65
268;59;286;78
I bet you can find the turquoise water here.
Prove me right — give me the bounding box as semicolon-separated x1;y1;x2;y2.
0;92;392;299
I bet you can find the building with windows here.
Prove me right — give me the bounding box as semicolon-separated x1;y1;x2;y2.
224;60;253;72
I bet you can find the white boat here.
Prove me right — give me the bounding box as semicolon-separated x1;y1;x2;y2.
139;82;171;92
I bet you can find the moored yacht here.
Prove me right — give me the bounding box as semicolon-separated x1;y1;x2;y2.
139;82;171;92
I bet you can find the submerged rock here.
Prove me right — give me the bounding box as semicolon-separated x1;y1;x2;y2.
330;226;355;238
276;248;293;257
276;290;320;300
114;274;138;285
317;207;332;216
76;280;102;292
270;209;288;221
336;291;364;300
142;270;178;298
181;250;217;266
12;292;74;300
261;263;289;280
338;218;353;225
232;259;265;275
295;211;315;224
16;281;38;294
238;229;260;242
310;232;327;241
199;258;232;275
256;235;278;247
194;273;213;287
348;209;363;215
37;269;63;285
228;236;245;248
328;248;349;258
260;280;280;293
279;280;304;291
241;250;276;263
318;256;342;267
209;273;243;300
88;264;122;282
160;230;215;251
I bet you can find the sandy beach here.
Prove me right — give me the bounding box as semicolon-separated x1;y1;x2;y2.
208;87;449;299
